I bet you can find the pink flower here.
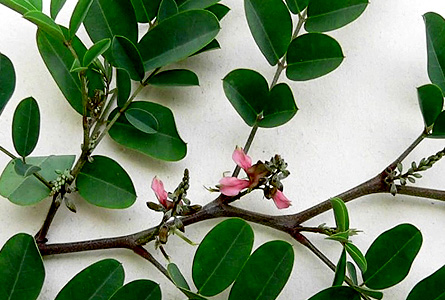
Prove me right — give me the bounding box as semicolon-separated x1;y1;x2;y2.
151;176;173;209
272;190;291;209
219;146;270;196
219;176;251;196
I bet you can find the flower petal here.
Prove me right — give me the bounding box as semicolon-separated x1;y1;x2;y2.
232;146;252;171
151;176;168;207
272;190;291;209
219;177;250;196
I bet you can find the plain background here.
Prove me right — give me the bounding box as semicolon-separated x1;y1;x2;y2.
1;0;445;299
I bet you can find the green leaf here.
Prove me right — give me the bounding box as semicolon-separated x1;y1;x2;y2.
125;108;159;134
346;262;358;285
50;0;67;19
112;36;145;81
168;263;190;290
116;68;131;108
305;0;368;32
223;70;297;128
70;58;88;73
191;39;220;56
130;0;161;23
69;0;94;39
83;0;138;52
333;248;347;286
37;29;105;114
363;223;422;289
0;233;45;300
229;240;294;300
55;259;124;300
157;0;178;22
431;111;445;137
259;82;298;127
12;97;40;157
108;101;187;161
138;10;220;71
109;279;161;300
286;33;344;81
330;197;349;232
308;286;361;300
76;155;137;209
244;0;292;66
406;264;445;300
223;69;269;126
83;38;111;67
345;242;367;274
0;155;75;205
326;231;350;243
417;84;444;128
178;0;220;11
284;0;308;15
206;3;230;21
0;53;16;116
13;158;41;177
24;11;65;41
353;287;383;300
193;219;254;296
0;0;41;14
424;12;445;93
148;69;199;86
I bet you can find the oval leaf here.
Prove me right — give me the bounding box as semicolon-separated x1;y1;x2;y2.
424;12;445;93
130;0;161;23
286;33;344;81
0;0;42;15
77;155;136;208
223;69;269;126
229;240;294;300
168;263;190;290
148;69;199;86
330;197;349;232
55;259;124;300
13;158;41;177
116;68;131;108
193;218;254;296
69;0;94;38
206;3;230;21
24;10;65;41
244;0;292;66
407;264;445;300
284;0;308;15
363;223;422;289
108;101;187;161
0;233;45;300
83;38;111;67
308;286;361;300
305;0;368;32
83;0;138;48
417;84;444;128
50;0;67;19
333;248;347;286
109;279;161;300
37;29;104;114
258;83;298;128
157;0;178;23
125;108;159;134
12;97;40;157
0;53;16;116
345;242;367;274
138;10;220;71
0;155;75;205
112;36;145;81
